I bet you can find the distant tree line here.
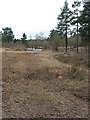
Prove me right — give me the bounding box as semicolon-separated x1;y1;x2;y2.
1;0;89;52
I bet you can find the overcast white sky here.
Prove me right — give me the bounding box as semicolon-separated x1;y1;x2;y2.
0;0;83;39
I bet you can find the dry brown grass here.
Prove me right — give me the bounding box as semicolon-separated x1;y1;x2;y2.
2;48;88;118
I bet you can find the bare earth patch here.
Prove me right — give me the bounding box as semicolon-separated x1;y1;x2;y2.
2;49;88;118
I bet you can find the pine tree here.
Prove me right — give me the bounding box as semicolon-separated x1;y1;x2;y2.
71;0;81;52
57;0;72;52
21;33;27;44
79;1;90;49
2;27;14;43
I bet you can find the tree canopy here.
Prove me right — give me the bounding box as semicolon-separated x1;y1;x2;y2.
57;0;72;52
79;1;90;46
2;27;14;43
21;33;27;44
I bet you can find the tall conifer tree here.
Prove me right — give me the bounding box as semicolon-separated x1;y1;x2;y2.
79;1;90;48
57;0;72;52
71;0;81;52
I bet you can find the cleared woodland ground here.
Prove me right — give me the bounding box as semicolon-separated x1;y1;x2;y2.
2;48;88;118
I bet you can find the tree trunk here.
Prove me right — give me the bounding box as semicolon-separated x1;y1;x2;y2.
56;47;58;52
77;13;79;52
66;24;67;52
88;9;90;68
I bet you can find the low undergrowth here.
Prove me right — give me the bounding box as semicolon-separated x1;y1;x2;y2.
55;50;88;68
68;67;88;81
55;49;88;82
